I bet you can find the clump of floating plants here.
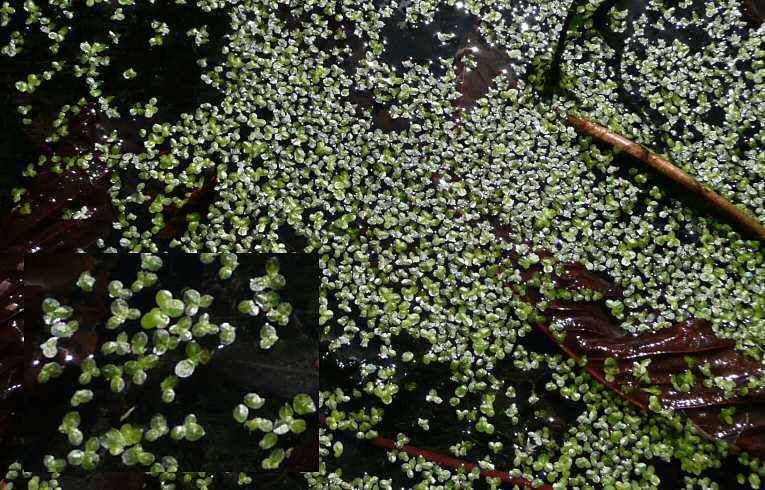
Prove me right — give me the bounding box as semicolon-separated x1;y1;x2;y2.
3;253;312;490
233;392;317;469
2;0;765;488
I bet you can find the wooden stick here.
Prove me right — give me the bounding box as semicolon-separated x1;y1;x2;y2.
567;115;765;243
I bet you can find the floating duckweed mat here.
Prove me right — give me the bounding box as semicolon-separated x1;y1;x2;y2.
1;0;765;488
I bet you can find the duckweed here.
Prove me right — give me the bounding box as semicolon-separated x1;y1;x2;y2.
232;404;249;424
75;270;96;291
259;324;278;350
4;0;765;487
69;389;93;407
293;393;317;415
243;392;265;410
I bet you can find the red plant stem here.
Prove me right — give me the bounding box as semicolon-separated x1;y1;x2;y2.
319;415;547;489
369;434;548;489
536;324;648;411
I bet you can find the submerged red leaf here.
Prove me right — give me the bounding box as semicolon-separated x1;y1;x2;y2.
500;249;765;460
158;175;218;240
551;315;734;360
0;161;111;254
689;406;765;456
0;108;114;457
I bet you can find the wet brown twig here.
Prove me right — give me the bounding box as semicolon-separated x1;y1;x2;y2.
567;114;765;243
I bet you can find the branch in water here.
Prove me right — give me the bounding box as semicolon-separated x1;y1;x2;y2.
567;115;765;243
370;434;549;489
318;415;548;489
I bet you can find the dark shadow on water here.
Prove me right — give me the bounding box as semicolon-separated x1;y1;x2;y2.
380;4;474;75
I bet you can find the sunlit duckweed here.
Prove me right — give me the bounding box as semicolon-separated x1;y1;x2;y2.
3;0;765;488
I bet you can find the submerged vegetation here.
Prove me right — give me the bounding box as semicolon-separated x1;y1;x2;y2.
0;0;764;488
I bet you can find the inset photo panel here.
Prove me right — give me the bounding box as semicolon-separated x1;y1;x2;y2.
7;252;318;489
